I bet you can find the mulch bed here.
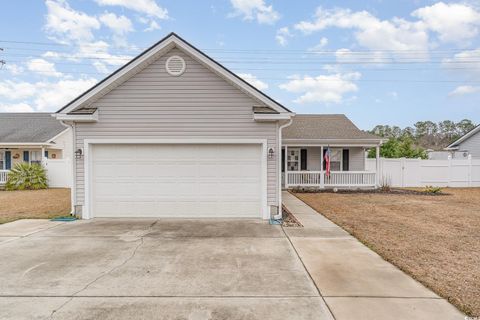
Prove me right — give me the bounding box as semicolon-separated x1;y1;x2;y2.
282;205;303;227
291;187;449;196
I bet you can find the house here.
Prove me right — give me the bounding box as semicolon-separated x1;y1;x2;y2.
54;32;382;220
445;124;480;158
0;113;72;185
282;114;381;188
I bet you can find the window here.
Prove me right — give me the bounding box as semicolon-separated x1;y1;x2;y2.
330;149;342;171
30;151;42;165
0;152;4;170
324;148;343;171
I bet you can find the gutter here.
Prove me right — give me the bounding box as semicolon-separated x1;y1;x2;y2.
58;120;76;216
274;117;294;220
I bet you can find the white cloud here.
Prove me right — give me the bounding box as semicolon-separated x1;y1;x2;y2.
0;103;34;113
308;37;329;51
100;12;133;35
0;78;98;111
389;91;398;99
412;2;480;44
238;73;269;90
293;3;480;60
0;81;37;100
279;72;361;104
230;0;280;24
294;7;429;55
27;58;63;77
45;0;101;43
142;19;160;32
94;0;168;19
442;48;480;74
275;27;291;46
5;63;24;75
335;48;390;64
448;85;480;96
99;12;133;47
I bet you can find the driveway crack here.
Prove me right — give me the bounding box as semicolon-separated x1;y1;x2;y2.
49;236;145;319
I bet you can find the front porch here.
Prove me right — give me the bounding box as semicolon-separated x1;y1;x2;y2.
282;145;380;189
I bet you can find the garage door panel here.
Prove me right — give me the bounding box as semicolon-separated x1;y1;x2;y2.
91;144;263;218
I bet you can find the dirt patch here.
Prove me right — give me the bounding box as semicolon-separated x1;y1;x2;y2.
293;188;480;317
0;188;71;224
290;187;448;196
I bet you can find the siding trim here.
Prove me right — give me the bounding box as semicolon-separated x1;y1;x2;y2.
82;138;268;220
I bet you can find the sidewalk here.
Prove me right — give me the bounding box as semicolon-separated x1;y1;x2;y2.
282;191;464;320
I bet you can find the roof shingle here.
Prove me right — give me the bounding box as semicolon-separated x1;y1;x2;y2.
283;114;381;140
0;113;66;143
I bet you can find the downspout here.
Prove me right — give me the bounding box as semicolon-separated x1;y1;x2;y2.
59;119;76;216
274;117;293;220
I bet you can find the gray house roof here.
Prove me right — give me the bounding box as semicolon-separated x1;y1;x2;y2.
0;113;67;143
446;124;480;149
283;114;381;141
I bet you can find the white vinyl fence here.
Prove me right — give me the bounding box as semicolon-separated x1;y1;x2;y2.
366;156;480;187
44;158;72;188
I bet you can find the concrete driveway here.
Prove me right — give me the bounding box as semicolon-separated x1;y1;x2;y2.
0;219;332;320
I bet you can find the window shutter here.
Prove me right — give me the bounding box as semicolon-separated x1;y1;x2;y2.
301;149;307;170
281;149;285;173
23;151;29;163
342;149;350;171
5;151;11;170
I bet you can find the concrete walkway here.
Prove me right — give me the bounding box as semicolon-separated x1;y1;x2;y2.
282;191;464;320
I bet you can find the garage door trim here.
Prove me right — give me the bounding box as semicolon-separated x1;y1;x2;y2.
83;139;268;219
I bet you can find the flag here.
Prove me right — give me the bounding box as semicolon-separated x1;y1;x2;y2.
324;147;331;178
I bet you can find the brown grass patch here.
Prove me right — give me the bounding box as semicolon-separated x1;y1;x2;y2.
294;188;480;317
0;188;71;224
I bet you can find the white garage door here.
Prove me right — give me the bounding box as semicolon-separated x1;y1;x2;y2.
90;144;263;218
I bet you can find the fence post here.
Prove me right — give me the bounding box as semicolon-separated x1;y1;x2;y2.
400;157;406;187
468;154;472;187
447;154;452;187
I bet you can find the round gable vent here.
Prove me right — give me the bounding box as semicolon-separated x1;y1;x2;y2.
166;55;186;76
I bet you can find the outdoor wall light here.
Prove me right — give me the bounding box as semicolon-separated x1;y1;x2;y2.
75;148;83;159
268;147;275;159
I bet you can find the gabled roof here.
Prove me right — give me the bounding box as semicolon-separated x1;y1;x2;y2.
446;124;480;149
283;114;381;141
57;32;292;115
0;113;67;143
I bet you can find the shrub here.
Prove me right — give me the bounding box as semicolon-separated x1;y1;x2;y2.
424;185;442;194
379;175;392;192
5;163;48;191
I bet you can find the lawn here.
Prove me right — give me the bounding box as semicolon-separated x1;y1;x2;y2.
0;188;71;224
293;188;480;317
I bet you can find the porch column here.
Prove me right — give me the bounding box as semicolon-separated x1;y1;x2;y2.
375;145;380;187
284;145;288;188
320;146;324;188
41;146;46;167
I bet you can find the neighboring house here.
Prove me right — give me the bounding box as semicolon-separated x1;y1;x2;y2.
282;114;381;188
54;33;382;220
0;113;72;185
427;150;469;160
445;124;480;158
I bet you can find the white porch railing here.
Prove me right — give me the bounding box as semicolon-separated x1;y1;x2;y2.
285;171;376;188
0;170;9;185
324;171;376;187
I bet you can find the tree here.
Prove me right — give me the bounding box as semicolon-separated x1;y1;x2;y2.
456;119;475;136
368;137;428;159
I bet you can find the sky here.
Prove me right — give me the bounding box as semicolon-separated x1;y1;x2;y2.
0;0;479;130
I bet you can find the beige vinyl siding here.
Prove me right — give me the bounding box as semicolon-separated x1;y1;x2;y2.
457;130;480;158
348;147;365;171
74;47;278;207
